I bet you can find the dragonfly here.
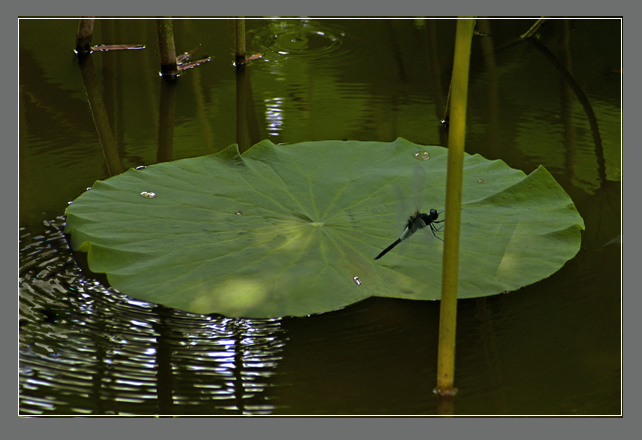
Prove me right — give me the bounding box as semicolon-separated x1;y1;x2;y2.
374;166;444;260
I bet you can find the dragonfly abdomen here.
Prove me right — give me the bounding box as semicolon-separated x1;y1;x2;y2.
374;238;402;260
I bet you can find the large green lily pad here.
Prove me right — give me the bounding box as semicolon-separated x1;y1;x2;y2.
64;138;584;318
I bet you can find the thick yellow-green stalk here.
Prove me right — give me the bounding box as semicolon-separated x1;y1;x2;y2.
436;18;475;396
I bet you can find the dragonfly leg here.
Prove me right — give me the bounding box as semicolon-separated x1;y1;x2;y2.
429;223;445;241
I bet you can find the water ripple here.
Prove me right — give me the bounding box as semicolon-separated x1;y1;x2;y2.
248;18;353;68
19;217;286;415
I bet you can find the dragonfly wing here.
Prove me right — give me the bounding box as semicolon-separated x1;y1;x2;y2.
392;184;409;237
411;164;427;212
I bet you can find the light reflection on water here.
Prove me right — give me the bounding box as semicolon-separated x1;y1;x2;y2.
264;97;285;137
19;217;286;415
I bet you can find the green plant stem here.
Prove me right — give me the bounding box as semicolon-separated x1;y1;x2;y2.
436;17;475;397
520;17;547;39
525;35;604;182
75;17;95;56
156;18;178;78
235;17;246;69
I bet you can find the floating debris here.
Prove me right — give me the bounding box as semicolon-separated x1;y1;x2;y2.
91;44;146;52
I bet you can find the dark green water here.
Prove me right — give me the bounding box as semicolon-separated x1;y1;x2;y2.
19;18;621;415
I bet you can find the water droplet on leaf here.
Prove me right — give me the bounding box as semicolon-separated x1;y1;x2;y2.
140;191;156;199
414;151;431;160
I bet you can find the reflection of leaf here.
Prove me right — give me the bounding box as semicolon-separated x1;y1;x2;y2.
65;138;585;318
